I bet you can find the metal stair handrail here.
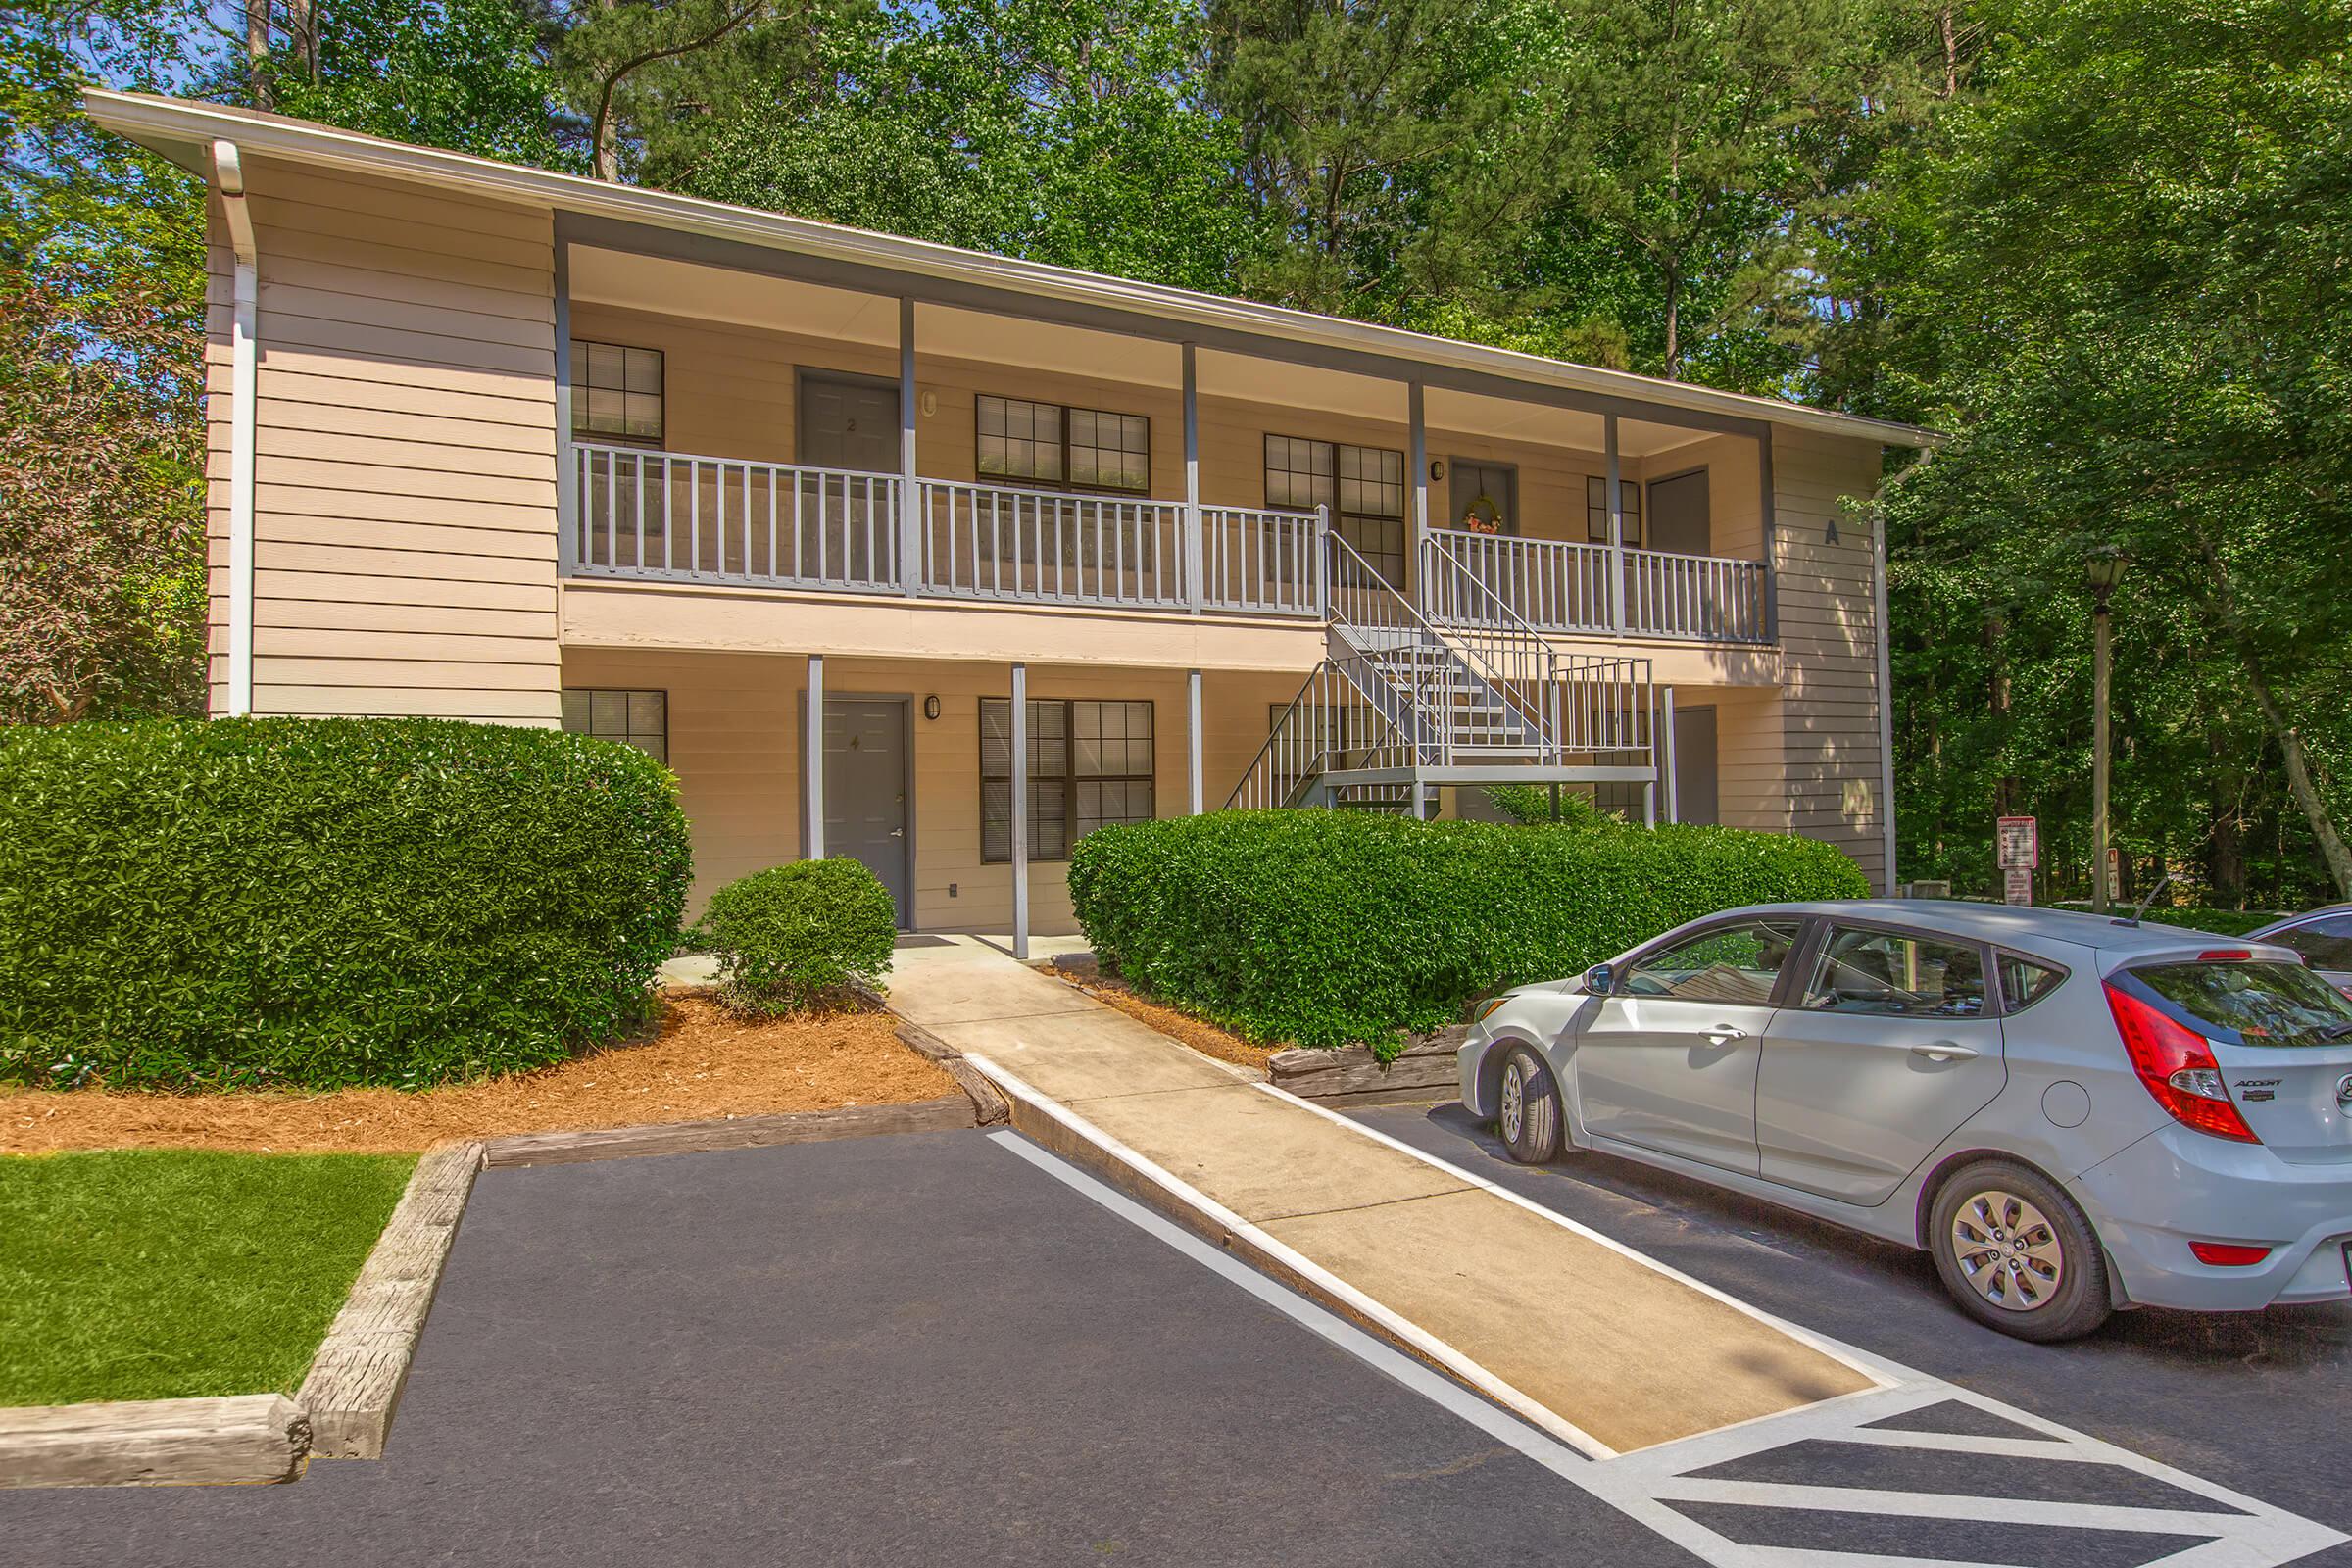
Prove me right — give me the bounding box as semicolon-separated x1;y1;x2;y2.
1419;529;1565;760
1327;534;1550;759
1227;655;1419;810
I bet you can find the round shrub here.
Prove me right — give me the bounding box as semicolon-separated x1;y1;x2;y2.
0;716;692;1090
696;858;897;1015
1069;809;1869;1054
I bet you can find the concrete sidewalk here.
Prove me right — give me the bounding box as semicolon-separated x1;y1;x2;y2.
884;938;1878;1456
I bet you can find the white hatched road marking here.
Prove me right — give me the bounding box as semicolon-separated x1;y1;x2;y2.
984;1112;2349;1568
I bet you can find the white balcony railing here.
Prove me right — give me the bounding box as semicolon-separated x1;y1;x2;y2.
1623;548;1769;644
572;443;902;591
1421;526;1769;646
568;445;1768;644
1201;504;1324;616
921;478;1189;609
572;441;1325;617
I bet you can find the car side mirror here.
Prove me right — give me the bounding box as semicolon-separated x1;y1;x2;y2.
1584;963;1614;996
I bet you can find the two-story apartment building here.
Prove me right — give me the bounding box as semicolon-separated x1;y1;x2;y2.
88;90;1932;951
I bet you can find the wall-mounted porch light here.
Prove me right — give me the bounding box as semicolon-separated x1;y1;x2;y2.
923;695;941;720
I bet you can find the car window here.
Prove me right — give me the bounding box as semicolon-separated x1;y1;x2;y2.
1620;919;1805;1006
2130;960;2352;1048
2270;913;2352;970
1804;925;1987;1018
1997;954;2066;1014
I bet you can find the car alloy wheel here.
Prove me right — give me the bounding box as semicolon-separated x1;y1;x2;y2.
1495;1044;1562;1164
1500;1057;1527;1145
1928;1158;2111;1342
1949;1189;2065;1311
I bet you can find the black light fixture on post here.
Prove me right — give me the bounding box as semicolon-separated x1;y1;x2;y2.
2085;546;2129;914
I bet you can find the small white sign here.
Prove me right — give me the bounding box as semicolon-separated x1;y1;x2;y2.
1997;815;2039;870
2004;866;2034;906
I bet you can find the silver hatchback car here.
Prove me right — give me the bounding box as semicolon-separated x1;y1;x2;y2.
1459;900;2352;1341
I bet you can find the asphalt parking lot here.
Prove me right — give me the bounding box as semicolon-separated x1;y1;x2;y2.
0;1128;1690;1568
8;1116;2346;1567
1354;1099;2352;1565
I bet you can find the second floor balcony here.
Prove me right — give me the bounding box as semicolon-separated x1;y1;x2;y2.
566;440;1770;646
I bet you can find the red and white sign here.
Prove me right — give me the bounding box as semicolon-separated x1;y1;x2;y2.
1997;815;2039;870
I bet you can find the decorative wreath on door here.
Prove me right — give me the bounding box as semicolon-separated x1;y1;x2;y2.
1457;492;1506;535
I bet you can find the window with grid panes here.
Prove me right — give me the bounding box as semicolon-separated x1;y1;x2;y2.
976;395;1150;493
1585;475;1643;546
561;688;668;763
1266;434;1405;586
571;342;663;443
980;698;1154;861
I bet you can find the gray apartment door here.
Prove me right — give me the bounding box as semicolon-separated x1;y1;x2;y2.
1673;703;1718;825
800;373;901;472
822;697;910;926
1647;467;1710;556
1447;459;1518;534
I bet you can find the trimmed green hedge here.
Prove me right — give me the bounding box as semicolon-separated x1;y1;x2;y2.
0;717;692;1090
1069;810;1869;1053
696;859;898;1014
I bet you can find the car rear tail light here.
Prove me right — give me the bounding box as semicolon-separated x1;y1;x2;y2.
2197;950;2253;962
2102;982;2261;1143
2188;1242;2272;1266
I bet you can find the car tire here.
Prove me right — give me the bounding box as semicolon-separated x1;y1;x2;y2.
1929;1159;2113;1343
1496;1043;1564;1165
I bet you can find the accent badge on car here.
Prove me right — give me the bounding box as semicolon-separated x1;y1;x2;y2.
2336;1073;2352;1113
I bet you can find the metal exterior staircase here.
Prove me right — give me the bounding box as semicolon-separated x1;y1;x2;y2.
1229;534;1657;814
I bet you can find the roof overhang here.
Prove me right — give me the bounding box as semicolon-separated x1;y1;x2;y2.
84;88;1939;451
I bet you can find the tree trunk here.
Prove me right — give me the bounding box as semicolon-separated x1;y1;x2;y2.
2233;640;2352;897
246;0;271;109
285;0;318;81
2198;537;2352;897
1661;260;1682;380
2206;732;2247;907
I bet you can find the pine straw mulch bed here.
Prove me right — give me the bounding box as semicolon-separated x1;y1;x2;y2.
1045;968;1280;1073
1;990;956;1155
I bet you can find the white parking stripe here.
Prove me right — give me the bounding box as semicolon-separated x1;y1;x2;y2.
989;1123;2350;1568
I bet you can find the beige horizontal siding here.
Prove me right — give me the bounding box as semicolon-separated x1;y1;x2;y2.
207;160;559;726
1768;427;1888;887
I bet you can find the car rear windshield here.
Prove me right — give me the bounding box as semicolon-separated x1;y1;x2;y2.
2130;961;2352;1048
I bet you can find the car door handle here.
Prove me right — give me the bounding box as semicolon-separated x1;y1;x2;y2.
1705;1025;1748;1042
1911;1041;1978;1062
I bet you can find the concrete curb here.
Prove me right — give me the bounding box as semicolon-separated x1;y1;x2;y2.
0;1395;310;1490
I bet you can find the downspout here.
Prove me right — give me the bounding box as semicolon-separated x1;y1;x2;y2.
214;140;259;718
1873;506;1899;892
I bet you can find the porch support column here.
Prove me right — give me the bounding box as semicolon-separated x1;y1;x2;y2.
1758;429;1779;645
1010;662;1030;960
1605;414;1628;633
804;654;825;858
554;236;576;579
1187;668;1204;813
898;297;920;597
215;141;258;717
1183;344;1203;612
1661;685;1679;824
1408;380;1428;602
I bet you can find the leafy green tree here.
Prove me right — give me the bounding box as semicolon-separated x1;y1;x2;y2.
1865;0;2352;900
2;4;206;722
682;0;1264;291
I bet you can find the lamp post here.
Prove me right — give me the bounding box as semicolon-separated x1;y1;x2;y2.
2085;548;2128;914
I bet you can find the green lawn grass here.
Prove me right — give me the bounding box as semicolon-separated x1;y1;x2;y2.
0;1149;417;1407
